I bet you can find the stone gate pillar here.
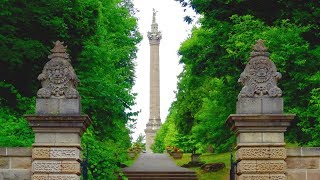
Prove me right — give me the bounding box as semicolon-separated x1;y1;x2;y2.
226;40;295;180
25;41;91;180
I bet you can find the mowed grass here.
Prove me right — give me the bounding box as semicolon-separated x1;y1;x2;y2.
173;152;233;180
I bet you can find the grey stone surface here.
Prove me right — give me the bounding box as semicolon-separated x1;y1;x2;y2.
262;133;284;143
36;98;81;115
0;157;9;169
34;133;80;144
6;148;32;157
11;157;31;169
287;147;320;157
301;147;320;157
0;148;6;156
238;40;282;98
0;169;31;180
236;97;283;114
36;41;79;99
123;153;194;172
145;9;162;153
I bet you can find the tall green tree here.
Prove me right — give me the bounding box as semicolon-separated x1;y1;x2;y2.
0;0;141;178
153;0;319;153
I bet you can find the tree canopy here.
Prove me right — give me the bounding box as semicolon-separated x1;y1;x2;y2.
152;0;319;153
0;0;141;178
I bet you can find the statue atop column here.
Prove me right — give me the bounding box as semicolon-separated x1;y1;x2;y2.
147;8;162;43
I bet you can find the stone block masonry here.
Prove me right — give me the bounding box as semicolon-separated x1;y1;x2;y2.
0;147;31;180
286;147;320;180
226;40;295;180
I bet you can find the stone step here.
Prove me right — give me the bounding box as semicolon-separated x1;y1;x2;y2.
125;174;197;177
123;171;198;179
128;177;198;180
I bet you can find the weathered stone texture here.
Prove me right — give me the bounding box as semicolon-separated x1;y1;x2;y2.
0;157;9;169
287;169;306;180
307;169;320;180
33;161;61;173
237;97;283;114
0;169;31;180
36;99;81;115
33;148;50;159
237;147;286;160
286;148;320;180
238;40;282;99
34;133;80;144
50;148;79;159
6;147;32;156
61;161;80;174
32;174;49;180
238;174;286;180
36;41;79;99
11;157;32;169
287;157;319;169
32;174;79;180
0;148;6;156
237;160;286;174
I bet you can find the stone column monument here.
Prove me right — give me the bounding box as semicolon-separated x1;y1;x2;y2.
226;40;295;180
25;41;91;180
145;9;162;153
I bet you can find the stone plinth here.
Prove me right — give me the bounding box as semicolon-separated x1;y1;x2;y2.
145;129;156;153
25;115;91;179
24;115;90;179
227;114;294;180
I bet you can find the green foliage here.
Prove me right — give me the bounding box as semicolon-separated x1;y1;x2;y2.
0;106;34;147
154;0;319;154
173;153;232;179
133;133;146;151
0;0;141;179
0;82;34;147
82;129;129;179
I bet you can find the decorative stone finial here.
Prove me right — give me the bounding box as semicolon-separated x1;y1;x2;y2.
238;40;282;98
148;9;162;43
37;41;79;99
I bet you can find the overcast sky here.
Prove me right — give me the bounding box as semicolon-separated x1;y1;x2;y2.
131;0;198;141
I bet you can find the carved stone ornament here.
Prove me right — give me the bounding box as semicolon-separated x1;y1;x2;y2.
147;8;162;42
37;41;79;99
238;40;282;98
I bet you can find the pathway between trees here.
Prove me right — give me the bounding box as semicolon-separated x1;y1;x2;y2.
123;153;197;179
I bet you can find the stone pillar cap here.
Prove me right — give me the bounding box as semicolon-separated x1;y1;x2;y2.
24;115;91;135
226;114;295;134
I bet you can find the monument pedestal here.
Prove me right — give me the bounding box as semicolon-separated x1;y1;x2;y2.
25;115;91;180
145;129;156;153
23;41;92;179
227;114;294;180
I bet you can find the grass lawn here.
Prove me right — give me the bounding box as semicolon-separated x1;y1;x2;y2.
173;152;233;180
123;153;140;167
